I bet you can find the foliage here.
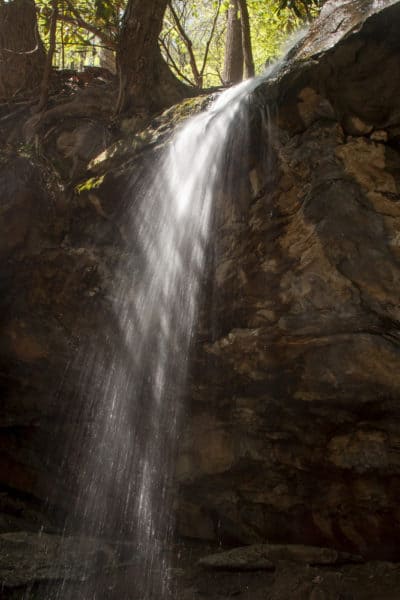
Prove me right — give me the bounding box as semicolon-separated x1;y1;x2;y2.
160;0;317;87
76;174;105;194
247;0;303;72
161;0;225;87
278;0;324;20
36;0;124;69
34;0;323;82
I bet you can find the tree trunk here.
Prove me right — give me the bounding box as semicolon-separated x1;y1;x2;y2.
37;0;58;111
238;0;255;79
223;0;243;86
99;47;116;75
0;0;46;101
116;0;189;114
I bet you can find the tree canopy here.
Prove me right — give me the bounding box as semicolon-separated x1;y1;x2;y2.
35;0;324;85
0;0;326;112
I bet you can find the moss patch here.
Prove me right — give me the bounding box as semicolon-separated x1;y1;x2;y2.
75;175;105;195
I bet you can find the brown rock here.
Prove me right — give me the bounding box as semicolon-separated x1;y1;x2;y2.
198;543;362;571
178;0;400;559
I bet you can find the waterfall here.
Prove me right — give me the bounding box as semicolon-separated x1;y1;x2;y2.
52;63;286;599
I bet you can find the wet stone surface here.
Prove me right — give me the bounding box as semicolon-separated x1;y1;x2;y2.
2;541;400;599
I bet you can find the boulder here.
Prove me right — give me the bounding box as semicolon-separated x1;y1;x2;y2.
198;543;363;571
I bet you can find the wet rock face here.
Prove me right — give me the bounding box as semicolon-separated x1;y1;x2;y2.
1;0;400;568
0;149;122;531
177;1;400;559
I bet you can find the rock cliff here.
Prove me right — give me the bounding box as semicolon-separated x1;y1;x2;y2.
176;0;400;560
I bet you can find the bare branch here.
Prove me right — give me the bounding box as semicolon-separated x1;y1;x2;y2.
167;0;201;87
200;0;222;78
159;36;196;87
61;0;117;49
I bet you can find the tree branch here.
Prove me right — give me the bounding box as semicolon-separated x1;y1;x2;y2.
167;0;201;87
61;0;117;50
159;36;196;87
200;0;222;78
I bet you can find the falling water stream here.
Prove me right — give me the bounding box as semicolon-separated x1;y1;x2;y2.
52;49;301;598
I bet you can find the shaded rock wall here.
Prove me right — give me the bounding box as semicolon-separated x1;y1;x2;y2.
177;1;400;559
0;0;400;561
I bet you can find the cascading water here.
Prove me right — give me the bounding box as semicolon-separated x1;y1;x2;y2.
51;54;295;599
